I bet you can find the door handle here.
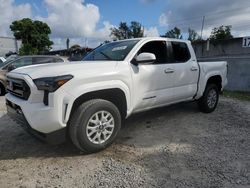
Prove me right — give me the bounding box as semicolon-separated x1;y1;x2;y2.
190;67;198;71
164;68;175;74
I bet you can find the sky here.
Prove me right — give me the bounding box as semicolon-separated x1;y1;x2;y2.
1;0;250;49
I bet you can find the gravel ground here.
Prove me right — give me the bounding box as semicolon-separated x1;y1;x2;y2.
0;96;249;188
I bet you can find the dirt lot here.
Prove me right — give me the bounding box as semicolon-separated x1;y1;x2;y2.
0;96;249;188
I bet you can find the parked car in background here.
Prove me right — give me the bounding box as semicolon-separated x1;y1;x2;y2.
0;55;66;95
5;54;18;62
0;57;6;64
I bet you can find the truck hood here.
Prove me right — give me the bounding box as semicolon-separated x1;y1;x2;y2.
10;61;118;79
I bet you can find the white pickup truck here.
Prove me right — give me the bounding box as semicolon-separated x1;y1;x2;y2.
5;37;227;153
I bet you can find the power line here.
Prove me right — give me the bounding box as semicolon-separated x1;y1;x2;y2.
142;6;250;28
166;6;249;25
138;5;250;38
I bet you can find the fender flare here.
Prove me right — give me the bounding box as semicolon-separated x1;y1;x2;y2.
64;80;131;122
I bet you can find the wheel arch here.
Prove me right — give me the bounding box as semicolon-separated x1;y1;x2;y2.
206;75;222;92
69;88;128;122
196;73;223;99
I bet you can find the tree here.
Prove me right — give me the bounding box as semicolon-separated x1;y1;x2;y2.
188;28;199;42
162;27;182;39
110;22;131;40
10;18;53;55
110;21;144;40
209;25;233;41
70;44;81;51
130;21;144;38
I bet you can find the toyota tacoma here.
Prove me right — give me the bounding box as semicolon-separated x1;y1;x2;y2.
5;38;227;153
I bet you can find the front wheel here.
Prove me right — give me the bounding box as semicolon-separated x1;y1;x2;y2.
68;99;121;153
198;84;219;113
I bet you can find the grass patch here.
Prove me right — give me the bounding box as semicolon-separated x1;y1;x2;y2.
223;90;250;101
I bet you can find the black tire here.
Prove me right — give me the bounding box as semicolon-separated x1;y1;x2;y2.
198;84;219;113
68;99;121;153
0;83;5;96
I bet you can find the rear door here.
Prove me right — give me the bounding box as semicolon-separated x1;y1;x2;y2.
170;41;199;101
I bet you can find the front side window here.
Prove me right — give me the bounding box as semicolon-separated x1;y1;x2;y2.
83;40;139;61
171;42;191;63
137;41;169;64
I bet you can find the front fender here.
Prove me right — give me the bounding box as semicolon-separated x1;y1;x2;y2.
62;80;131;123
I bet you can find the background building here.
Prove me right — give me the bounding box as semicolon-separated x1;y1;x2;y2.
192;37;250;92
0;37;22;57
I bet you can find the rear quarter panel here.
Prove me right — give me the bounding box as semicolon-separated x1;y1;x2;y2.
196;61;227;99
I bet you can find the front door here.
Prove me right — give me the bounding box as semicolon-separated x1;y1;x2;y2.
130;40;175;111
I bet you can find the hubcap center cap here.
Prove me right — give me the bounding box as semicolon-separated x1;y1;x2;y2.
99;124;104;130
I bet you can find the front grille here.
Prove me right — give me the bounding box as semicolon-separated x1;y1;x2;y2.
6;77;30;100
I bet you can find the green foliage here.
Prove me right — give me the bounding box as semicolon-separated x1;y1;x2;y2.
209;25;233;41
18;43;38;55
162;27;183;39
224;91;250;101
110;21;144;40
188;28;199;42
110;22;130;40
70;44;81;51
130;21;144;38
10;18;53;55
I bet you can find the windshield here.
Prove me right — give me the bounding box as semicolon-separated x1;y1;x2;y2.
83;40;139;61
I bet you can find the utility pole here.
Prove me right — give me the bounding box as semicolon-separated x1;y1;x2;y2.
66;38;70;50
200;16;205;40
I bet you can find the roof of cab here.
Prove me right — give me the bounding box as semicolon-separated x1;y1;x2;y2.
113;37;191;43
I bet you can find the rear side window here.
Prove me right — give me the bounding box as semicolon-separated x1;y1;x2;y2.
171;42;191;63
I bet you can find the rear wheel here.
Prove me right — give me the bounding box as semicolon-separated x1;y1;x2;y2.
198;84;219;113
68;99;121;153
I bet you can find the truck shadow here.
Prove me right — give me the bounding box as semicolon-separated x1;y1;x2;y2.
0;101;200;160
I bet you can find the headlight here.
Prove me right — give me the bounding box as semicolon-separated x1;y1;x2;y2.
34;75;73;92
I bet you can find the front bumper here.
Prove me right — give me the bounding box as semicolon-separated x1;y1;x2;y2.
6;99;66;144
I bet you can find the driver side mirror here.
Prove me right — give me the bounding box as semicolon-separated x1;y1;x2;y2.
132;53;156;65
7;64;16;72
